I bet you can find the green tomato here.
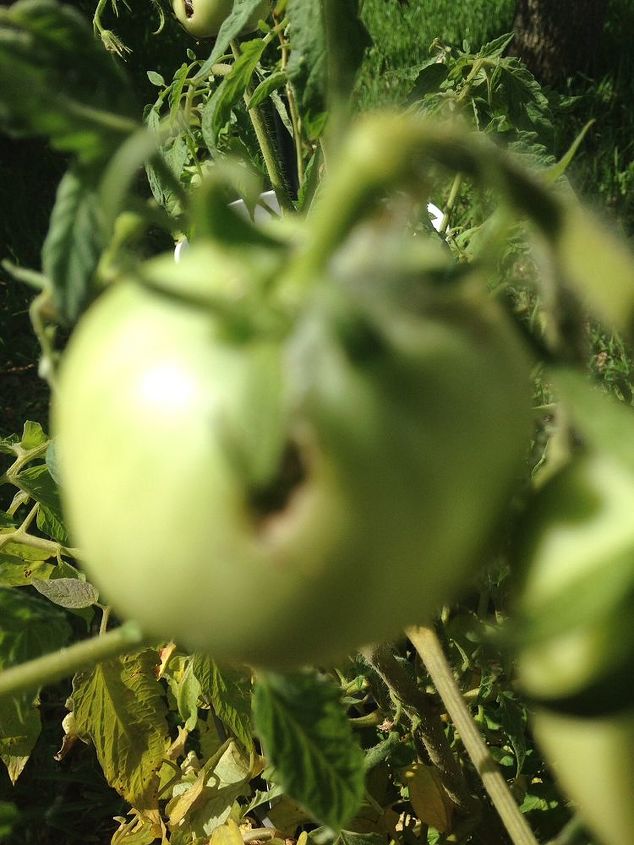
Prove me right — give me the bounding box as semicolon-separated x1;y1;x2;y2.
532;707;634;845
515;452;634;713
172;0;269;38
52;245;531;668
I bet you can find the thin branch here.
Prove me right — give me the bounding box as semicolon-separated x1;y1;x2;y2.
408;626;540;845
0;623;147;700
362;642;479;816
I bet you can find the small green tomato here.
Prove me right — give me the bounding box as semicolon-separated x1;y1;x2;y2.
172;0;269;38
515;453;634;711
533;707;634;845
515;451;634;845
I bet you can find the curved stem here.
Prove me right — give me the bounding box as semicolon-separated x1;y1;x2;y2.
407;626;540;845
29;291;59;391
276;22;305;188
0;622;146;700
230;41;293;212
362;643;479;816
439;173;463;236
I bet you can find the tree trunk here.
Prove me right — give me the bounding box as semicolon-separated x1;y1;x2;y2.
511;0;608;85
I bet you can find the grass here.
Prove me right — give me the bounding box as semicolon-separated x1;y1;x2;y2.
357;0;516;108
560;0;634;236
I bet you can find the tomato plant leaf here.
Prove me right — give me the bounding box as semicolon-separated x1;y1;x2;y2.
497;694;528;778
71;649;170;810
0;556;55;587
20;421;47;451
0;694;41;785
0;0;137;166
266;796;312;835
191;655;254;752
16;463;61;513
0;589;71;781
166;741;251;838
45;440;61;486
31;577;98;609
0;537;55;562
248;71;288;110
144;109;188;218
0;436;19;457
253;670;365;830
202;39;267;150
286;0;370;138
336;832;387;845
0;587;71;670
0;802;19;838
15;462;70;545
286;0;327;138
175;658;202;732
198;0;268;75
407;59;450;103
209;819;244;845
41;167;104;324
402;762;453;833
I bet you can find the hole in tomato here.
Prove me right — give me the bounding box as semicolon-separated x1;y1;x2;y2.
248;441;307;522
184;0;194;18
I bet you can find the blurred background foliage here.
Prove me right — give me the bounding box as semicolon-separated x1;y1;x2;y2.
2;0;633;433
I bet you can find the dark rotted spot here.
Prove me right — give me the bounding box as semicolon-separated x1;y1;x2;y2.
185;0;194;18
248;441;307;520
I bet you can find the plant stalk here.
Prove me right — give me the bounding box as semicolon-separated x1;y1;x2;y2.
362;643;478;816
439;173;463;236
408;625;540;845
230;42;293;212
0;623;146;700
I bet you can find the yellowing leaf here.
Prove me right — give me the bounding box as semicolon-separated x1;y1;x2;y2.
0;556;55;586
403;763;453;833
0;695;40;784
266;796;312;836
71;649;169;810
210;819;244;845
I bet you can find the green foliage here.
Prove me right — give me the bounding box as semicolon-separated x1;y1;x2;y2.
356;0;515;109
0;0;137;165
1;2;634;845
71;649;170;809
0;589;71;784
253;671;366;830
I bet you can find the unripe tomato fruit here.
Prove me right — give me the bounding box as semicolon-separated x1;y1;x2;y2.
515;453;634;709
515;452;634;844
52;246;531;668
172;0;269;38
532;708;634;845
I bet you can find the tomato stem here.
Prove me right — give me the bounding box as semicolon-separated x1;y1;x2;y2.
408;625;540;845
230;41;294;212
362;642;479;817
0;622;146;701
